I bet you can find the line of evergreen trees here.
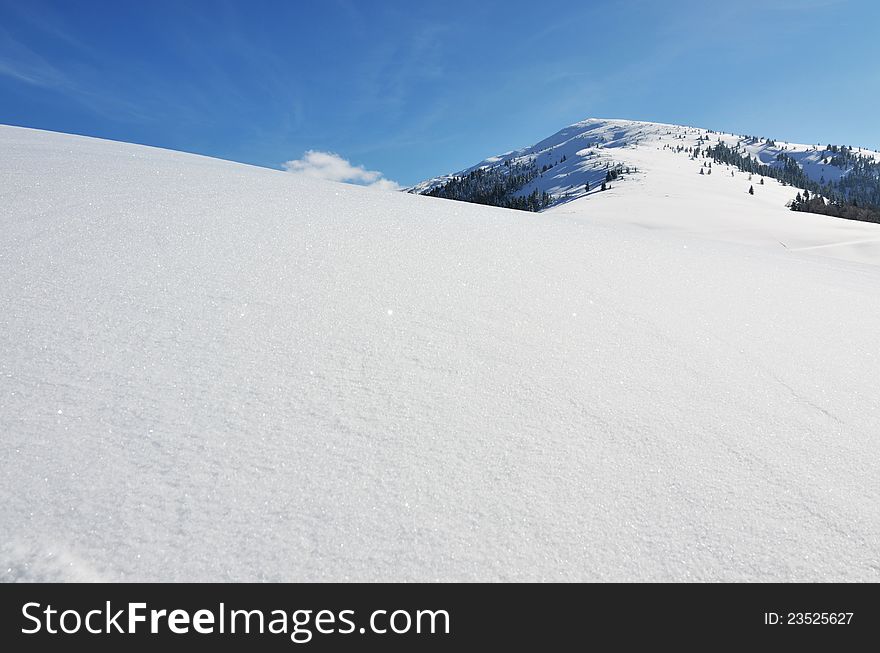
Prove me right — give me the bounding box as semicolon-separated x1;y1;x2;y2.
705;141;880;224
789;189;880;224
423;161;553;212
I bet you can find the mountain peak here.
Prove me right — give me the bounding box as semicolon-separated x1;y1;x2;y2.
411;118;880;264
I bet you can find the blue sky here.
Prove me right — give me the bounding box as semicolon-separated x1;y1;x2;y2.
1;0;877;186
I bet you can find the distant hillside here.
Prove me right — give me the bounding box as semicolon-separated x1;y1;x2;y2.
411;118;880;223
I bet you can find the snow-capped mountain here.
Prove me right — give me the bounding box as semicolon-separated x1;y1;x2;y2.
411;118;880;264
412;117;880;202
410;118;676;197
3;124;880;583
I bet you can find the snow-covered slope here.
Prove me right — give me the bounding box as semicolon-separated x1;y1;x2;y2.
415;118;880;265
2;125;880;582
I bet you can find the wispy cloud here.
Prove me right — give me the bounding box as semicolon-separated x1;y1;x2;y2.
0;27;65;87
0;21;155;122
282;151;400;190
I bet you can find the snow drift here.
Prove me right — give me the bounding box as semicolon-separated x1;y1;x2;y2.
1;125;879;582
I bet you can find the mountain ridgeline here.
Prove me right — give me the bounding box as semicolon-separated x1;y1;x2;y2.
410;118;880;225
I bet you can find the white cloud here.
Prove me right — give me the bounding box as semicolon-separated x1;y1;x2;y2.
282;150;400;190
367;178;403;192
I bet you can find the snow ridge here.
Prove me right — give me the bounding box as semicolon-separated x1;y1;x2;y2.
2;124;880;582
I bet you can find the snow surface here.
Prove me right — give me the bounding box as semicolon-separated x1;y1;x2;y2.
2;125;880;582
416;118;880;266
